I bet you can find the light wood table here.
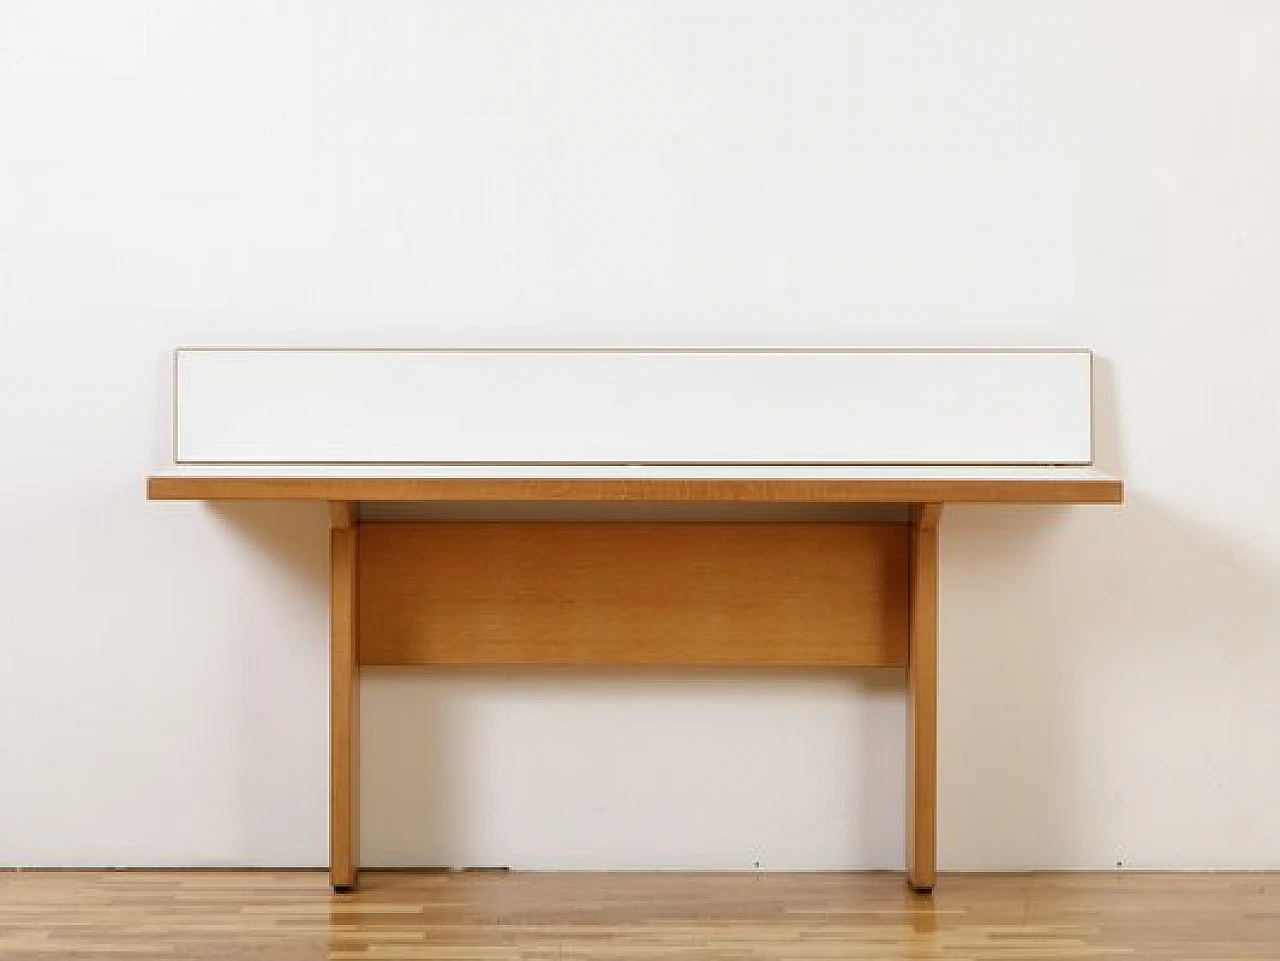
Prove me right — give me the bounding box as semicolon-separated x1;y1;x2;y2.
148;465;1122;893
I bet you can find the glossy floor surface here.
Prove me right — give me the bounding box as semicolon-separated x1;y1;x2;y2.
1;871;1278;960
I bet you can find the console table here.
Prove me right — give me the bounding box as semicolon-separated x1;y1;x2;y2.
147;348;1122;892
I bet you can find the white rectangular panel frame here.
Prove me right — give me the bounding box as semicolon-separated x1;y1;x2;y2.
174;348;1093;466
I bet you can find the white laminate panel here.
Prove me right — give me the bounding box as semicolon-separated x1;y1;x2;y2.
174;349;1093;465
149;464;1116;482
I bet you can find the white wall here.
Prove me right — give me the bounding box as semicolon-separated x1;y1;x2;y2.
2;0;1277;870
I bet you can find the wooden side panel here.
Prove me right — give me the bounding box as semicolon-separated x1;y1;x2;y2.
329;505;359;891
358;522;909;667
907;504;941;892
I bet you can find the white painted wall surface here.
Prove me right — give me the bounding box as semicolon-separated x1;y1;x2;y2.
1;1;1277;870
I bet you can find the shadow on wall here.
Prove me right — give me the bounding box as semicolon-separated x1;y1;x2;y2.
203;491;1280;870
355;666;905;870
941;490;1280;869
208;500;329;863
185;499;911;869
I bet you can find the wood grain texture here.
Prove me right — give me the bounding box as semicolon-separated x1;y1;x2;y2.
330;509;359;891
3;870;1279;960
357;522;909;667
907;503;941;893
147;474;1124;504
329;500;356;528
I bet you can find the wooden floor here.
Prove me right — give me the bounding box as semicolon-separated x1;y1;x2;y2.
2;871;1278;960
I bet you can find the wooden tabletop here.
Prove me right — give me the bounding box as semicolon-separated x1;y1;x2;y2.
147;466;1122;504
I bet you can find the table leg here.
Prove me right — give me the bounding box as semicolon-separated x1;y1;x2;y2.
907;503;941;892
330;502;359;892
